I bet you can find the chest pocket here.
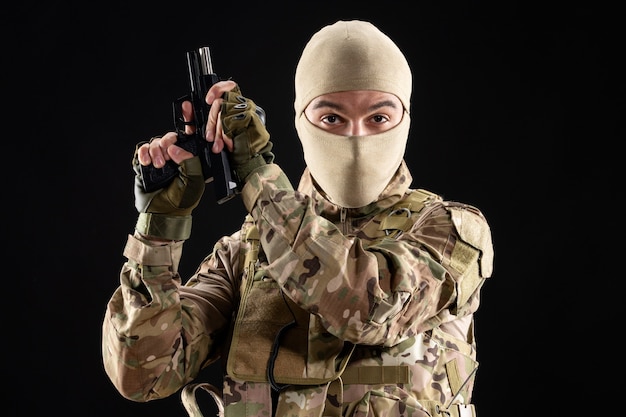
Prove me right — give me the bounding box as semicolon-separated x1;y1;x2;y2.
227;217;352;386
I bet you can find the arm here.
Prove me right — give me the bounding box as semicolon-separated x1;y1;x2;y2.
102;81;244;401
216;87;495;348
102;232;240;402
103;78;272;401
241;165;494;347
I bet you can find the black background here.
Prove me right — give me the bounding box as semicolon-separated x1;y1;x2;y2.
11;2;618;416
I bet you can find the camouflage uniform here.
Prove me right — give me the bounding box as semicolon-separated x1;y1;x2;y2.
103;160;494;417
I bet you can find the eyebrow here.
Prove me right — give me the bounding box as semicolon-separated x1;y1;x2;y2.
311;99;399;111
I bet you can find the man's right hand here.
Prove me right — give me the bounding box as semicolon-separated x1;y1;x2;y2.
133;140;205;217
132;99;205;241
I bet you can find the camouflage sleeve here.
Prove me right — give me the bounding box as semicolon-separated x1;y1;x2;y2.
102;231;240;402
241;164;493;347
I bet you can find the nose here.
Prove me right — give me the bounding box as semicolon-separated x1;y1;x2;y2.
347;121;368;137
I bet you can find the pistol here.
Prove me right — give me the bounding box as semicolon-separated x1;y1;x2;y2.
140;46;237;204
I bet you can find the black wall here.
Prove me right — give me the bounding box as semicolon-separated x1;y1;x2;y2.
12;2;617;416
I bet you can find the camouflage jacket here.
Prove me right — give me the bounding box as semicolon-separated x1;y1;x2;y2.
102;160;494;417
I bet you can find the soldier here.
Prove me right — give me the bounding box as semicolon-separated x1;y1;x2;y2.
102;20;494;417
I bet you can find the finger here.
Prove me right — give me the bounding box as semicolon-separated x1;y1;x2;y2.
205;80;238;151
159;132;180;152
147;139;166;168
205;96;222;144
205;80;238;105
167;143;194;164
149;136;175;168
137;143;152;166
147;133;178;168
161;132;194;164
212;110;234;153
181;100;195;135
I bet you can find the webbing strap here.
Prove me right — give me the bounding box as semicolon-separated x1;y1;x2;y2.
340;365;410;384
426;402;476;417
379;209;413;234
378;188;441;238
181;382;224;417
324;379;343;417
243;220;260;278
237;214;260;276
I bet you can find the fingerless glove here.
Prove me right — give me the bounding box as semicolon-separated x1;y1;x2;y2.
132;139;205;240
221;86;274;184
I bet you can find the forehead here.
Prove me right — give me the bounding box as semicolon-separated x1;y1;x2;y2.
308;90;401;110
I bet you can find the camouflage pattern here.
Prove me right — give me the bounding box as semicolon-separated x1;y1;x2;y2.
102;159;494;416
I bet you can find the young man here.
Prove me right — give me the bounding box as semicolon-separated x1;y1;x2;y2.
102;20;494;417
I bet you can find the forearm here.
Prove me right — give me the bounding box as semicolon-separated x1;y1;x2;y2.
262;228;448;346
102;234;211;402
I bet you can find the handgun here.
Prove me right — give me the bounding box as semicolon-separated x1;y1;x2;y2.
140;46;238;204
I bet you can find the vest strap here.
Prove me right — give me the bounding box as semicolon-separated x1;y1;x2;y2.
181;382;224;417
340;365;410;384
378;188;442;237
324;379;343;417
427;402;476;417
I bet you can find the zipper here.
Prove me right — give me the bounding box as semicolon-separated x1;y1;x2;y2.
340;207;347;234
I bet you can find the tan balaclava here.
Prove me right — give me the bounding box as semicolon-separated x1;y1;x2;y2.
294;20;412;208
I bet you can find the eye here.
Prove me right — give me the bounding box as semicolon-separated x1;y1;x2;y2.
371;114;389;124
321;114;343;125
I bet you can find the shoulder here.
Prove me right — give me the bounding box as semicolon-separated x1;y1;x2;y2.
406;188;494;279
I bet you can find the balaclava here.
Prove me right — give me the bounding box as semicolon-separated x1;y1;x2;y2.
294;20;412;208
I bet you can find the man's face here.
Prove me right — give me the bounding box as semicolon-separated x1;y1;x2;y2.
304;90;404;137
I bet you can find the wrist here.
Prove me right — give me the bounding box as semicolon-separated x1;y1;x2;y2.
135;212;192;241
234;154;268;185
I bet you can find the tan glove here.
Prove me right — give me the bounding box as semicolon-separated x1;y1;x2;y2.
132;139;205;240
221;86;274;184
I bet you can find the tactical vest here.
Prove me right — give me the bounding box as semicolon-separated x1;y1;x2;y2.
181;189;478;417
